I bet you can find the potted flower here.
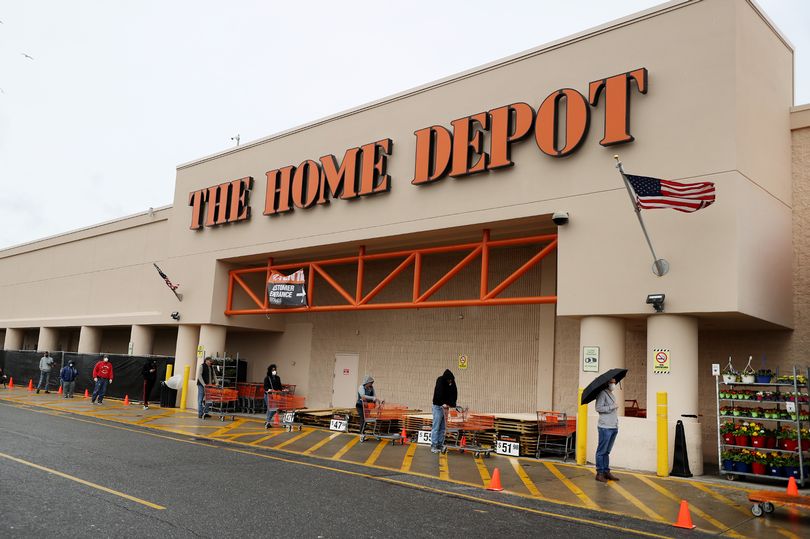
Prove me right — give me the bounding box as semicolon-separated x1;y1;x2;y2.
720;422;736;444
741;356;756;384
734;423;752;447
735;449;754;473
783;455;801;479
764;428;778;449
720;406;732;416
779;426;799;451
722;358;738;384
752;450;769;475
732;407;742;417
801;427;810;451
748;423;767;448
721;449;736;471
749;407;761;418
755;369;774;384
767;452;785;476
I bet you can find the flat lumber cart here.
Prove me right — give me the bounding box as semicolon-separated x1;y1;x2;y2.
443;407;495;458
748;490;810;517
536;410;576;461
359;402;408;445
267;392;306;431
206;387;239;421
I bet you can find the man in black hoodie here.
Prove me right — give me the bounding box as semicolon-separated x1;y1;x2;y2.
431;369;457;454
141;359;158;410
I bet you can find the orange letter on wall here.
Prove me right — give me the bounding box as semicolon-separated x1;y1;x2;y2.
535;88;590;157
450;112;489;177
358;139;393;196
589;67;648;146
411;126;452;185
228;177;252;222
188;189;206;230
488;103;534;170
264;166;295;215
205;182;230;226
319;147;360;203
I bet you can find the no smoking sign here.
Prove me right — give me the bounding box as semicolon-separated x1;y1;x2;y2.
652;349;671;374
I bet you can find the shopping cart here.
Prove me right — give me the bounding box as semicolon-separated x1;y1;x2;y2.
359;402;408;445
443;407;495;457
237;382;265;414
206;387;239;421
536;410;576;461
266;391;306;431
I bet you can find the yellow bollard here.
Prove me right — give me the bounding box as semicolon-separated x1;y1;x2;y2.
576;388;588;465
179;365;190;411
165;364;173;382
657;391;669;477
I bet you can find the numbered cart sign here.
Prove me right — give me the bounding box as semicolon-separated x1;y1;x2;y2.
417;430;432;445
283;412;295;424
330;418;348;432
496;440;520;457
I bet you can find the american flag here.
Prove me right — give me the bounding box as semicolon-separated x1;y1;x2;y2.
625;174;715;213
153;263;179;291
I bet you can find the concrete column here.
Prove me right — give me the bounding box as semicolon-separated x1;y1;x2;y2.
646;314;702;475
579;316;626;415
3;328;24;350
77;326;103;354
130;325;155;356
37;327;59;352
536;251;557;410
174;325;200;408
198;324;227;360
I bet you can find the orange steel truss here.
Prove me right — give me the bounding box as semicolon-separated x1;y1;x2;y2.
225;230;557;315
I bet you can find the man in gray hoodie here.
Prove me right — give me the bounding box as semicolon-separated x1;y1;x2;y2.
35;351;54;394
594;377;620;483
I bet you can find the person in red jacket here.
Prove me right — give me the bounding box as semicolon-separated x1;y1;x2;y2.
91;355;114;405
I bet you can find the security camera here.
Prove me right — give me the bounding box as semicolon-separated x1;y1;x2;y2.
170;311;180;321
646;294;665;313
552;211;569;226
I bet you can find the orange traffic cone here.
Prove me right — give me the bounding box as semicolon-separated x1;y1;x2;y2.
123;395;130;406
8;377;13;389
84;389;90;398
487;468;504;491
673;500;695;529
274;413;280;426
787;476;799;496
28;379;33;391
58;385;63;395
400;426;408;444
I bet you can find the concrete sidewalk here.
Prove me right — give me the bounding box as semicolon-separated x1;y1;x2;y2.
1;386;806;538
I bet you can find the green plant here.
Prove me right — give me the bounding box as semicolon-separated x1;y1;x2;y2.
720;422;736;435
737;449;755;463
756;369;773;377
778;426;797;440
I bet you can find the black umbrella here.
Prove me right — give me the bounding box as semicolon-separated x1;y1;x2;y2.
580;368;628;405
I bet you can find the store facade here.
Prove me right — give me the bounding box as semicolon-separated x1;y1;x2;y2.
1;0;806;474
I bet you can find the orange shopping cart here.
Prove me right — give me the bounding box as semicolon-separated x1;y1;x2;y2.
443;407;495;458
265;391;306;431
536;410;576;461
359;402;408;445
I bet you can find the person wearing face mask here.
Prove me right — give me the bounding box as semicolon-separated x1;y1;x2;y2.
264;364;283;428
91;355;114;405
594;378;620;483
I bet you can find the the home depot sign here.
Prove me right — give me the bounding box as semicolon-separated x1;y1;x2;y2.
188;68;647;230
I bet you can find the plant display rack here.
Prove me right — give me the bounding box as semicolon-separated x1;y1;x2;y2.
715;364;809;486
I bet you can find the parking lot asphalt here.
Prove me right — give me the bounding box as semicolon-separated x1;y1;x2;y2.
1;387;807;538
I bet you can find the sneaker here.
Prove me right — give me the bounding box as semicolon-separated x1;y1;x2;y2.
36;389;40;394
44;391;50;394
97;401;103;405
64;396;68;399
91;399;96;404
430;448;441;454
203;413;211;419
143;405;149;410
265;422;270;429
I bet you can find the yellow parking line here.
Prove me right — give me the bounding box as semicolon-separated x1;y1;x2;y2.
543;462;599;510
400;442;417;472
364;440;388;466
474;456;491;487
509;458;541;497
209;418;246;438
223;429;274;440
634;475;743;536
331;435;360;459
438;452;449;480
304;432;342;455
135;410;178;425
0;450;164;510
274;429;314;449
586;470;666;522
248;431;287;445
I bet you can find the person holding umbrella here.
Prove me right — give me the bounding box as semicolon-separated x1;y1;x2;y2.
580;368;627;483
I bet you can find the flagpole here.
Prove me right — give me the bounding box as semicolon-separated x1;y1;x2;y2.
614;155;669;276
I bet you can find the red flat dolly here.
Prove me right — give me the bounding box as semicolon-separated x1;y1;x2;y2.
748;490;810;517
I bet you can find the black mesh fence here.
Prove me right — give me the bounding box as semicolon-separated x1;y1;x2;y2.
0;350;174;401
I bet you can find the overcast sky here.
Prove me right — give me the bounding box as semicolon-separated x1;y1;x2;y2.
1;0;807;250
